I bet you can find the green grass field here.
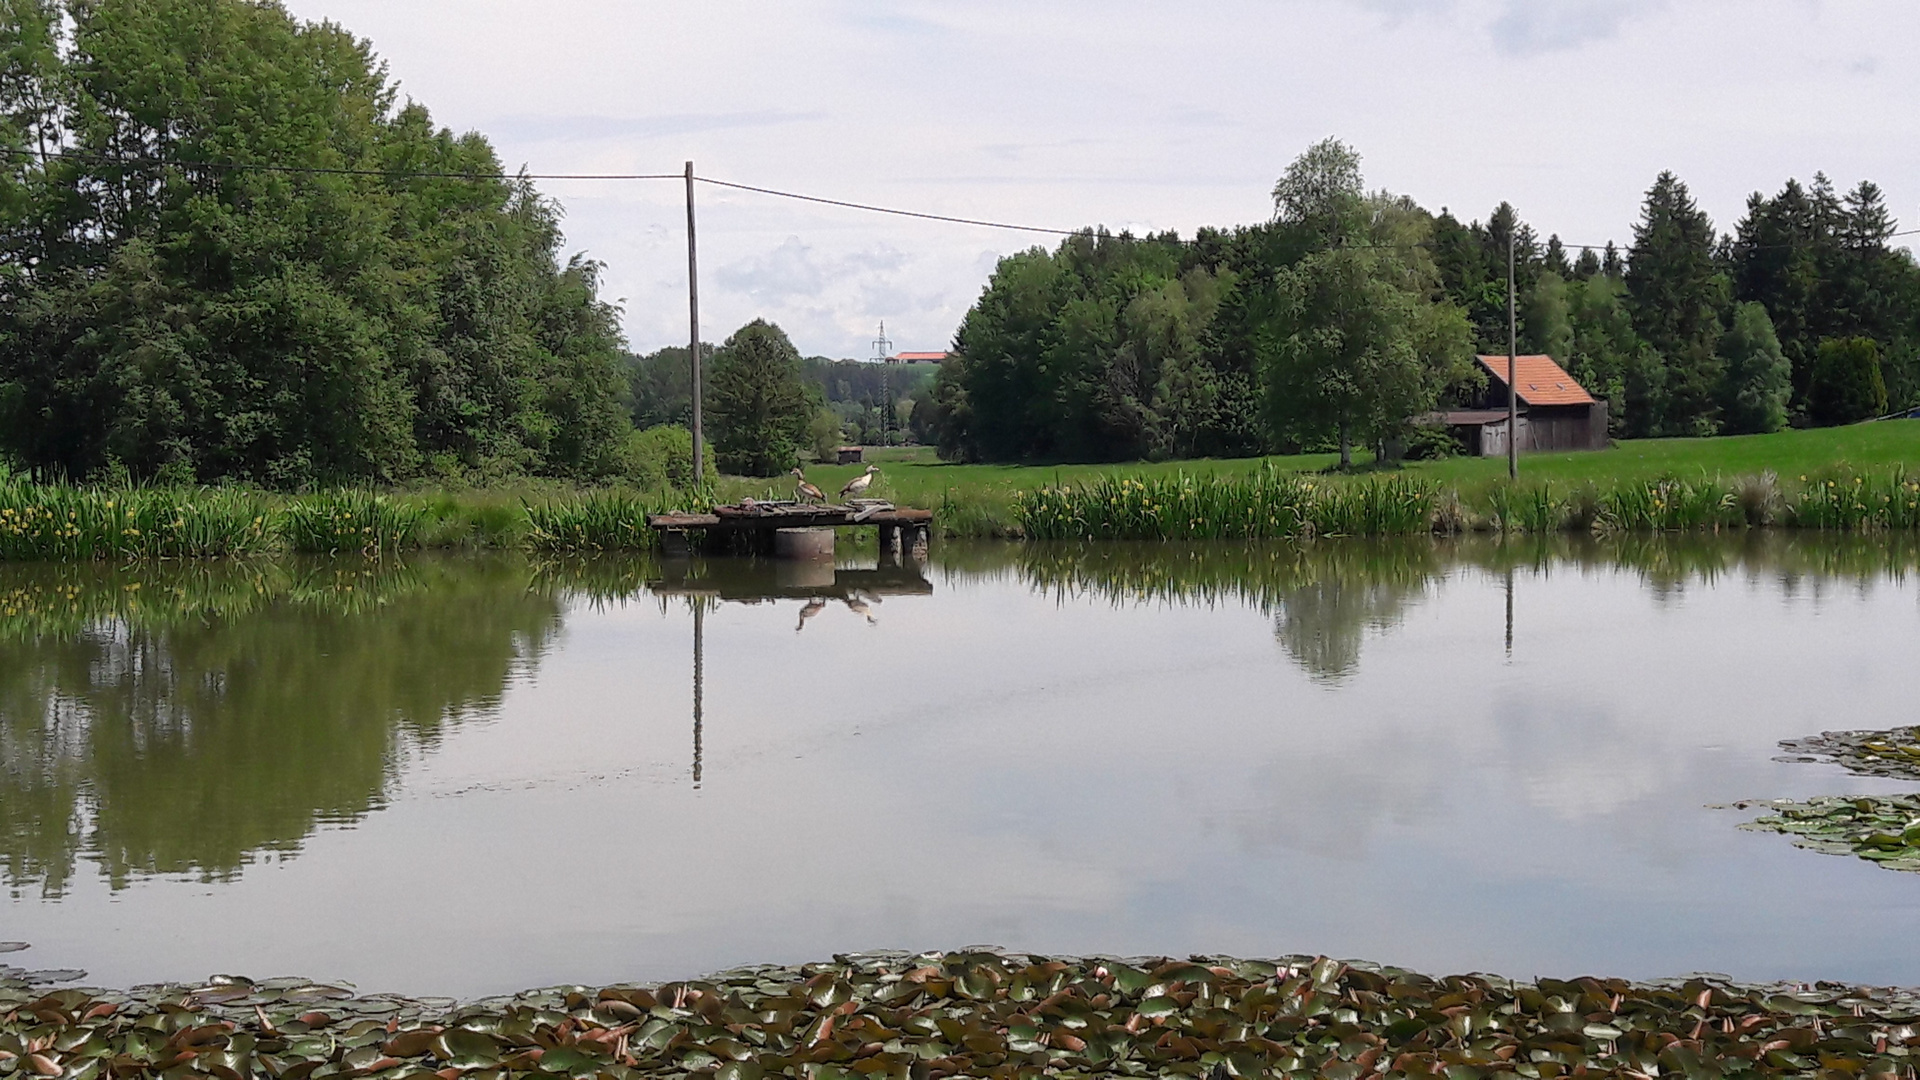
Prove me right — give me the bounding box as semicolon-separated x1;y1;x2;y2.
730;422;1920;535
1403;421;1920;486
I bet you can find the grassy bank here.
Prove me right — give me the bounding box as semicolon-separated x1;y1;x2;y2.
3;423;1918;559
729;422;1920;539
8;950;1920;1080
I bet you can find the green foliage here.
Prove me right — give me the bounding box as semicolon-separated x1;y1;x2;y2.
1014;469;1435;541
705;320;820;476
1626;172;1731;436
944;142;1465;467
1785;470;1920;530
281;492;427;557
1740;795;1920;873
0;479;275;560
1259;238;1472;466
1717;302;1792;434
1731;176;1920;412
1808;337;1888;426
624;424;716;491
0;0;631;485
523;492;661;552
1595;477;1738;532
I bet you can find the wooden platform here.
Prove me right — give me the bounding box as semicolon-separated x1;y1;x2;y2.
649;500;933;557
648;506;931;530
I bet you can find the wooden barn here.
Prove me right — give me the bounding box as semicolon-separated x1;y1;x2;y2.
1424;355;1609;456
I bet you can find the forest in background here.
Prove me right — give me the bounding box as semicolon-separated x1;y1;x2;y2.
920;146;1920;464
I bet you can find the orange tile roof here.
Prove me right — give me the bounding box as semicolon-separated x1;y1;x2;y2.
1475;354;1596;407
896;351;948;361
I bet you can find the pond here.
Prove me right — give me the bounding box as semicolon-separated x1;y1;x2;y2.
3;535;1919;998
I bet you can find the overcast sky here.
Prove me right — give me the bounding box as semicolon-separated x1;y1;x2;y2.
281;0;1920;359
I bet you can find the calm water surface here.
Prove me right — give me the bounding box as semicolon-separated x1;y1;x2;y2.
3;537;1919;996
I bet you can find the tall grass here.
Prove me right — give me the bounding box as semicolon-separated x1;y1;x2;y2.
1787;469;1920;530
282;491;427;556
0;480;275;560
524;491;662;551
1014;468;1434;541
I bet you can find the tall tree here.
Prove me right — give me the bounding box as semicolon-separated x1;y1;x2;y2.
1626;172;1730;435
705;319;819;476
1717;302;1791;435
1258;148;1472;465
0;0;631;484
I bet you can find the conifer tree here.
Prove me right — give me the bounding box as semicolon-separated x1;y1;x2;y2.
1626;172;1730;434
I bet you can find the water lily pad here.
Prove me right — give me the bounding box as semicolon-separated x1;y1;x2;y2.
1738;794;1920;872
1777;727;1920;780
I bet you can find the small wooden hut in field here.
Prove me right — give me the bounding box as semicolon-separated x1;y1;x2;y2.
1425;355;1609;456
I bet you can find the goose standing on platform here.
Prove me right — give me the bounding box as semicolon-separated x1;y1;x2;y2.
839;464;880;500
790;467;825;504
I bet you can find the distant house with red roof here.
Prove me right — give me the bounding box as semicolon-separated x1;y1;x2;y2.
889;351;948;365
1425;355;1609;456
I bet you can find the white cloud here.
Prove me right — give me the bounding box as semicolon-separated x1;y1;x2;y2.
1487;0;1667;55
283;0;1920;357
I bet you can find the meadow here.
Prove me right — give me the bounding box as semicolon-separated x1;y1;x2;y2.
1;421;1917;558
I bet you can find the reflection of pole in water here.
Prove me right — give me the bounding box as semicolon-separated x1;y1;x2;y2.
1503;566;1514;660
692;600;704;788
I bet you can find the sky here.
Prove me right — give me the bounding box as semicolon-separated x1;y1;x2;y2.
279;0;1920;360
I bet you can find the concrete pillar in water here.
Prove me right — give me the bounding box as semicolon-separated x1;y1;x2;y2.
877;524;899;559
773;527;835;560
907;525;930;562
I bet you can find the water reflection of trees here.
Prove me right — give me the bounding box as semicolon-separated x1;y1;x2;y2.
1005;541;1443;683
0;558;567;896
963;532;1920;683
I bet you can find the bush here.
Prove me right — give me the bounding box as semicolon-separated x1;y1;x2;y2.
1403;425;1464;461
626;425;717;491
1809;337;1888;426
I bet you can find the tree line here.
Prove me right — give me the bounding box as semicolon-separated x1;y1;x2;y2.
623;340;934;472
919;141;1920;463
0;0;634;485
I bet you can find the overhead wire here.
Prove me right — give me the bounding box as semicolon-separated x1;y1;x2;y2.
3;144;1916;251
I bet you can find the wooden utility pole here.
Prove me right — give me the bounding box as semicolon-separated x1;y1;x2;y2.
685;161;704;485
1507;229;1518;481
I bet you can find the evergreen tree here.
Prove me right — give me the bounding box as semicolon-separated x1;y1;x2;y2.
1562;275;1642;437
705;320;820;476
1808;337;1887;426
1717;302;1791;434
1626;172;1730;435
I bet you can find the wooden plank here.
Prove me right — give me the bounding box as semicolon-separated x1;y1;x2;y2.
648;507;932;532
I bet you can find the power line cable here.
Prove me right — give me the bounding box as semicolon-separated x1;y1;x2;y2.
694;176;1078;235
5;145;1917;250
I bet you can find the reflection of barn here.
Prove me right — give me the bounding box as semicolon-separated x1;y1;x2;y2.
1426;355;1609;456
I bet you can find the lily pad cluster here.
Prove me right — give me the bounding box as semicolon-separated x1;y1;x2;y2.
10;952;1920;1080
1777;729;1920;781
1736;795;1920;872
